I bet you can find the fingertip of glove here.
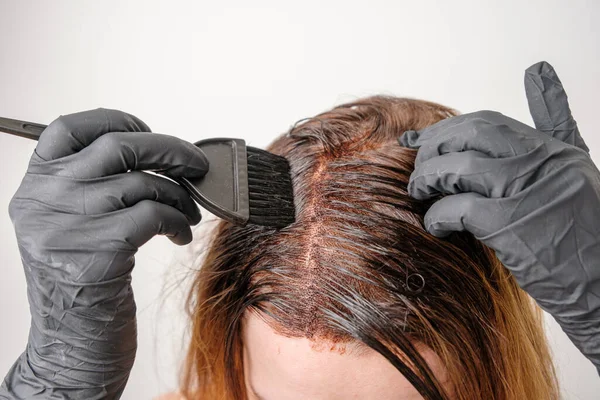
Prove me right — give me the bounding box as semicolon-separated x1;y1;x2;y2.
525;61;556;79
398;130;417;148
184;146;210;178
426;225;453;239
187;210;202;226
167;229;193;246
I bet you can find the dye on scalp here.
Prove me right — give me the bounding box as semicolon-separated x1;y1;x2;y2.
181;96;559;400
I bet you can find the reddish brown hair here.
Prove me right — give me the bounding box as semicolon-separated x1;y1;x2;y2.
181;96;558;399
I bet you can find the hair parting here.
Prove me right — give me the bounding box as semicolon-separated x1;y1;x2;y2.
181;96;559;400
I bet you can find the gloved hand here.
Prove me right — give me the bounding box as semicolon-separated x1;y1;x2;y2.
399;61;600;373
0;109;208;399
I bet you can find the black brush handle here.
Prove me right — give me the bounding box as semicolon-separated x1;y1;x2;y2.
0;115;253;226
0;116;46;140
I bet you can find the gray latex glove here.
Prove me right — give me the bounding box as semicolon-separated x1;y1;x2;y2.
399;61;600;372
0;109;208;399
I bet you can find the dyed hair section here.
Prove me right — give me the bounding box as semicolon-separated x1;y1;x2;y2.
181;96;559;399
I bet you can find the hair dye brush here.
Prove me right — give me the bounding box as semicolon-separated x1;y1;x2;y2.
0;116;296;228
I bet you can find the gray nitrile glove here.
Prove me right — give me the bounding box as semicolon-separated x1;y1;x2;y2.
399;61;600;373
0;109;208;399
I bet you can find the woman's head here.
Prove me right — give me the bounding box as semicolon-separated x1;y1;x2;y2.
182;96;558;399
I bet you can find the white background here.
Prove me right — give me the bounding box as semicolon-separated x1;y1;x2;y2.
0;1;598;399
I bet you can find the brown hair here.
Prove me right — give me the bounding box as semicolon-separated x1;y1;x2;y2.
181;96;559;399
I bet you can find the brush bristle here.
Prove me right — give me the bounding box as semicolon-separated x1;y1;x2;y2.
246;146;296;228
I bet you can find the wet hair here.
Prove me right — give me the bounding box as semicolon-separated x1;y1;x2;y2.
181;96;559;399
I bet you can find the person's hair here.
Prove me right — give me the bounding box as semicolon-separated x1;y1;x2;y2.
180;96;559;399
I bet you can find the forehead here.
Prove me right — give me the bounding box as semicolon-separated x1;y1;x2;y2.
241;311;433;400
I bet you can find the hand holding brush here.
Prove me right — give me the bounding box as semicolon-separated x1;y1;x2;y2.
0;108;294;399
